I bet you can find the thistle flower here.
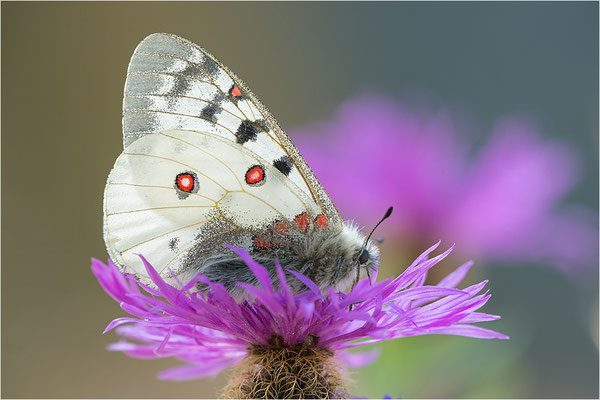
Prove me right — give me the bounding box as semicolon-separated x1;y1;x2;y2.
92;242;507;398
292;95;597;273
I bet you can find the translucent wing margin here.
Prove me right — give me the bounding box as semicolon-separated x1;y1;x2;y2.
122;33;341;230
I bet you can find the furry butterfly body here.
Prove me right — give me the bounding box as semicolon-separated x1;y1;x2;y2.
103;33;380;298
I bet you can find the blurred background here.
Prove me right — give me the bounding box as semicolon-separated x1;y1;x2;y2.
2;2;598;398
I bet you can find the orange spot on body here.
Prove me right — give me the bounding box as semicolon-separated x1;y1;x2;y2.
272;221;290;236
315;214;328;228
246;166;264;184
253;236;275;251
231;85;242;98
294;213;311;231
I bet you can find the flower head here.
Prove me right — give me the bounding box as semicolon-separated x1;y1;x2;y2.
292;95;597;273
92;242;507;384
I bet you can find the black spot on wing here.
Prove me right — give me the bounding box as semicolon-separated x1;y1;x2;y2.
236;120;264;144
168;237;180;252
211;91;226;107
171;63;205;96
201;56;220;77
179;62;208;80
254;119;270;133
170;75;190;99
273;155;293;176
201;104;221;122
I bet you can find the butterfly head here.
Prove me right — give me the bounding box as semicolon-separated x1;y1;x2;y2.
328;206;393;292
328;222;381;293
288;219;379;296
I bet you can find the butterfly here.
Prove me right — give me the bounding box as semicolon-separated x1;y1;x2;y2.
103;33;391;299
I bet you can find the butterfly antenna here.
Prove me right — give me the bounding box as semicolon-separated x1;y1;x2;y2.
331;256;344;285
352;206;394;287
362;206;394;248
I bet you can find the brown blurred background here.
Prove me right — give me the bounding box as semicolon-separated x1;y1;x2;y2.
2;2;598;398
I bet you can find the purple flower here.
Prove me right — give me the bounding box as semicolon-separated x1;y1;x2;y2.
292;95;597;273
92;242;507;382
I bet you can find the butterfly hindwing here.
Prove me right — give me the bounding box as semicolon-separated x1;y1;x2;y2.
104;129;323;283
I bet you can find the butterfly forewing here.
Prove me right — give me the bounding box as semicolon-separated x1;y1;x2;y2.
122;33;341;227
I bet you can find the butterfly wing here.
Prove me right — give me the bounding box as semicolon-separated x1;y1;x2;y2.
105;33;344;284
104;129;324;284
122;32;341;228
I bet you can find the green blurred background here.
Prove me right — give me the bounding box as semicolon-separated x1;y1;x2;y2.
2;2;598;398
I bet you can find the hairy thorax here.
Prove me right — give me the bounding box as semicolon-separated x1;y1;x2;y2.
192;221;380;300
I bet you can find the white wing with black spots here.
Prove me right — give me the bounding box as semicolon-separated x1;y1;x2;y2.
104;129;323;284
122;33;341;230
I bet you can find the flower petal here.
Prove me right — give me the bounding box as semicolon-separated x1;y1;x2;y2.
93;243;507;381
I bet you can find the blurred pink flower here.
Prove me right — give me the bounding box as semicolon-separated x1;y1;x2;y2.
292;95;597;272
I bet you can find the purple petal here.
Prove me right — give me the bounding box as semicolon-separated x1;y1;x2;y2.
287;269;322;295
437;261;473;288
338;348;381;368
92;240;507;381
226;245;274;293
427;324;509;339
157;357;243;380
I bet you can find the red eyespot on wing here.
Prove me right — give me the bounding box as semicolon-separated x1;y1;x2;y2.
272;221;290;236
315;214;328;228
294;213;311;231
245;165;265;185
230;85;242;98
253;236;275;251
176;173;195;192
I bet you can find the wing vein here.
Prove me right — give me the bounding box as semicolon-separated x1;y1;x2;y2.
108;182;218;203
123;152;228;191
119;216;220;253
125;93;247;123
107;205;215;216
173;129;315;215
158;132;244;190
161;227;240;273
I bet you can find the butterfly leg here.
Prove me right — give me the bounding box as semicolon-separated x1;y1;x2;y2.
299;262;312;274
353;261;360;288
331;256;345;285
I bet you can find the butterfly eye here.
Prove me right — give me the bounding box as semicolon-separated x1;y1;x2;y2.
358;248;370;264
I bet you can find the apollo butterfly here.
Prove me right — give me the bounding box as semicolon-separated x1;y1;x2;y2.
103;33;391;298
